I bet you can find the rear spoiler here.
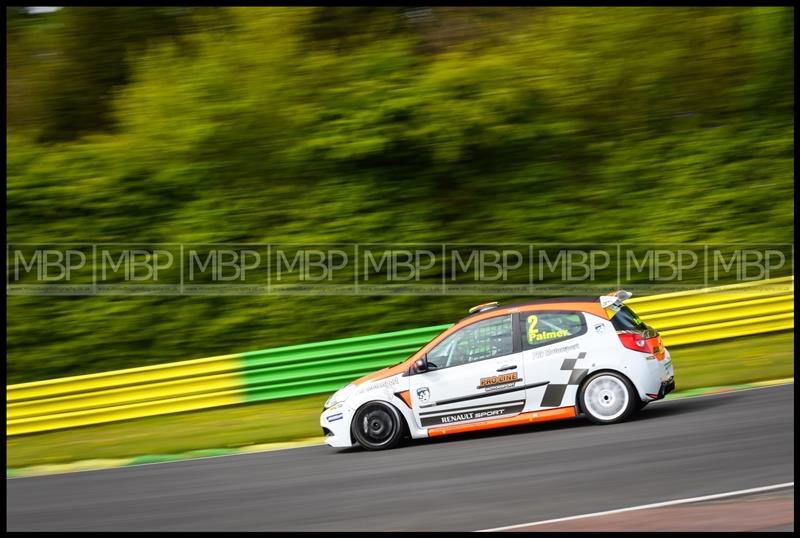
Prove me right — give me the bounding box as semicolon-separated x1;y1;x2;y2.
599;290;632;308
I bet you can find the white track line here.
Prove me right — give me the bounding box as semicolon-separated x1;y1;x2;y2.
476;482;795;532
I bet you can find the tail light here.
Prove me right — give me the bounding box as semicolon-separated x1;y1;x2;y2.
618;332;655;353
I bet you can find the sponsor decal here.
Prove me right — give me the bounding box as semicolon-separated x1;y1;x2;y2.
477;372;520;391
358;375;401;394
441;409;504;423
426;381;547;407
421;402;525;427
546;342;580;356
530;342;580;360
417;387;430;402
594;323;605;334
326;413;343;422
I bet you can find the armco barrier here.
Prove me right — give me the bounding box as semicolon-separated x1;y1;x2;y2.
627;277;794;346
7;276;793;435
6;325;449;436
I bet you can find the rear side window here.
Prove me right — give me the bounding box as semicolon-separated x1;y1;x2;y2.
520;311;586;349
608;305;648;332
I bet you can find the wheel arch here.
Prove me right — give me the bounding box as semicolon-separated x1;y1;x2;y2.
349;399;411;446
575;368;639;416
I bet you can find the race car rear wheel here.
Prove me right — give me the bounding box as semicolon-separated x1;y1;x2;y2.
351;401;404;450
579;372;637;424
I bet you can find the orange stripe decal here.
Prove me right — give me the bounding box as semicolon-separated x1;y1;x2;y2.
427;406;577;437
352;361;412;386
396;390;412;408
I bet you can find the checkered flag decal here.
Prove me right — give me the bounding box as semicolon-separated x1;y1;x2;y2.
540;352;589;407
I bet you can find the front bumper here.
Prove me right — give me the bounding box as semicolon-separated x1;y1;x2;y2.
320;407;353;448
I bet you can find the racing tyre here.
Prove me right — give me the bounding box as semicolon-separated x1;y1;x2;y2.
579;372;638;425
351;401;404;450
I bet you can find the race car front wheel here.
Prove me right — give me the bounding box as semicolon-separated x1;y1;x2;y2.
352;401;404;450
579;372;638;424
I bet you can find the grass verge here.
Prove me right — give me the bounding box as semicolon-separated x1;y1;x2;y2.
7;331;793;469
668;330;793;390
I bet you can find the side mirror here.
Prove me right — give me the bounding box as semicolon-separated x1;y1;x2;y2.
414;356;429;373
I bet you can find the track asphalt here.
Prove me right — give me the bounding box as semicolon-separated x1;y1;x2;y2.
6;383;794;531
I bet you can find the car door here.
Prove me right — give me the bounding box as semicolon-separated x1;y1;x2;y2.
408;313;527;430
518;310;590;411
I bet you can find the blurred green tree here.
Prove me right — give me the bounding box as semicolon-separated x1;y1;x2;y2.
6;7;794;382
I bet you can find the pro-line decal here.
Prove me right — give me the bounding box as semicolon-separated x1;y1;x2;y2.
430;381;549;407
420;401;525;427
477;372;520;391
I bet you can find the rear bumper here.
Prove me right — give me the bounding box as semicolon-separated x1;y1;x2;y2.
646;376;675;401
659;376;675;398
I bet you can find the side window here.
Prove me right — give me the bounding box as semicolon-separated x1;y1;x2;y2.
427;315;513;369
520;311;586;349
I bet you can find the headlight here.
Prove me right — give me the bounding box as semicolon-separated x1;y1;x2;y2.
324;383;355;409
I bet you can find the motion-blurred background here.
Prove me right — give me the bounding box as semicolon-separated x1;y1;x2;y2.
7;7;793;382
6;7;794;531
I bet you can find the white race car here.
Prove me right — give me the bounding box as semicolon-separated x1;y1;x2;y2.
321;291;675;450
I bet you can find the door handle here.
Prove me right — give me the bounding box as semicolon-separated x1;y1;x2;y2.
496;365;517;372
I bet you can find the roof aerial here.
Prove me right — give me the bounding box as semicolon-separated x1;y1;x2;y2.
467;301;499;314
